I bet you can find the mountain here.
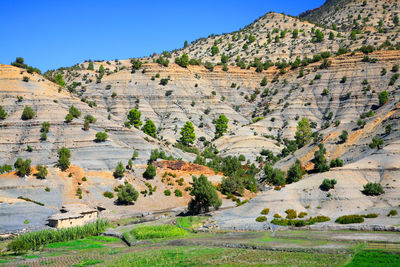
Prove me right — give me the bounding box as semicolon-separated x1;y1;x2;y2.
1;0;400;233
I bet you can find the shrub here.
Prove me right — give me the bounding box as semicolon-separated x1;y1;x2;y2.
389;74;399;86
45;187;50;192
57;147;71;171
69;105;81;118
369;136;384;149
117;183;138;204
204;61;214;71
285;209;297;219
378;91;389;106
114;162;125;178
65;113;74;123
143;164;156;179
36;164;48;179
387;210;398;217
264;164;286;186
14;158;31;177
95;132;108;142
286;160;305;184
0;106;8;120
335;215;364;224
21;106;35;120
174;189;183;197
295;118;312;147
298;212;308;218
142;119;157;137
273;213;281;218
330;158;343;168
261;208;269;215
313;144;330;173
339;130;348;143
0;164;13;174
363;182;384;196
256;216;267;222
103;191;114;199
260;76;268;86
321;179;337;191
160;78;169;86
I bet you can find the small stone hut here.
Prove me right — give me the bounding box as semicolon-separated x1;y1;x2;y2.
48;204;98;228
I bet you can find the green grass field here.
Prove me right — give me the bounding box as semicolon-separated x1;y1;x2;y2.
346;250;400;266
176;216;207;228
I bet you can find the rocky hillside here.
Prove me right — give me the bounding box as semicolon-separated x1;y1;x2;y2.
1;0;400;233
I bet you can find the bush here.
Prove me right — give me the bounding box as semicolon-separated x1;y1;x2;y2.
174;189;183;197
164;189;171;196
180;121;195;146
160;78;169;86
117;183;138;204
369;136;384;149
339;130;348;143
264;164;286;186
363;182;384;196
335;215;364;224
286;160;305;184
65;113;74;123
69;105;81;118
0;106;8;120
214;114;229;139
21;106;35;120
57;147;71;171
103;191;114;199
142;119;157;137
321;179;337;191
285;209;297;219
330;158;343;168
298;212;308;218
141;164;156;179
256;216;267;222
378;91;389;106
387;210;398;217
36;165;48;179
261;208;269;215
14;158;31;177
313;144;330;173
0;164;12;174
95;132;108;142
114;162;125;178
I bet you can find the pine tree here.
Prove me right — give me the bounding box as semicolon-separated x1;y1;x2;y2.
215;115;229;138
113;162;125;178
180;121;195;146
127;108;142;128
188;175;221;214
142;119;157;137
295;117;312;147
313;144;330;173
0;106;8;120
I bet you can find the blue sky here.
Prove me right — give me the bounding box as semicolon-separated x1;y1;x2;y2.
0;0;325;72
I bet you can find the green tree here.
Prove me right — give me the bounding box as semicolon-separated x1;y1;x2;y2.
127;108;142;128
14;158;31;177
378;91;388;106
339;130;348;143
314;29;324;42
180;121;196;146
21;106;35;120
114;162;125;178
87;62;94;70
188;174;222;214
211;45;219;56
215;114;229;138
369;136;383;149
321;179;337;191
295;117;312;147
286;160;305;184
65;113;74;123
0;106;8;120
142;119;157;137
131;59;142;71
179;53;189;67
99;65;105;74
57;147;71;171
143;164;156;179
36;165;48;179
292;29;298;39
69;105;81;118
95;132;108;142
117;183;139;204
363;182;384;196
54;74;65;87
263;163;286;186
184;40;189;48
313;144;330;173
260;76;268;86
221;54;229;64
393;15;399;26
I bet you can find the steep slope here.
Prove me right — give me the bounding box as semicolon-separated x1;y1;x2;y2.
0;64;191;169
